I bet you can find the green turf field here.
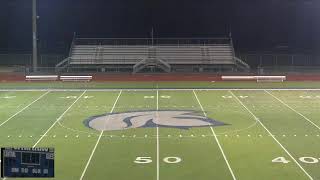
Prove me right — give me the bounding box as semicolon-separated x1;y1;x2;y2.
0;85;320;179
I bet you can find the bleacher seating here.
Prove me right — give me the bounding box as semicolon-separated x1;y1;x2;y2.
56;38;250;73
69;44;235;65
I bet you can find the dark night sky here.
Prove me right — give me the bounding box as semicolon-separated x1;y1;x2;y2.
0;0;319;53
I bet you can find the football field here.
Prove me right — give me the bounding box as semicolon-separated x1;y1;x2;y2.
1;88;320;180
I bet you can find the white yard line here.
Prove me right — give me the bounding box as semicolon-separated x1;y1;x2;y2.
0;91;50;128
265;90;320;131
33;90;87;148
229;90;313;180
156;89;160;180
2;90;86;180
1;88;320;92
79;90;122;180
193;90;237;180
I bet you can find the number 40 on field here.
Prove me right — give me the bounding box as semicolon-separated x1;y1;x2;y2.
272;157;320;164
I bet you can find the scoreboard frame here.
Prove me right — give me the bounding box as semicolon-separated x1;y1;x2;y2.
1;147;54;178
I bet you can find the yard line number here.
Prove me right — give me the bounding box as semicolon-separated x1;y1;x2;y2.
272;157;320;164
134;156;182;164
299;96;320;99
222;95;249;99
59;96;94;99
144;96;171;99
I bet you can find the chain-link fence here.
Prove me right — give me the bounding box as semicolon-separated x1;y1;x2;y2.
0;54;65;67
238;53;320;68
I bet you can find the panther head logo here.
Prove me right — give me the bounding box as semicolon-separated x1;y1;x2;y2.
84;110;228;131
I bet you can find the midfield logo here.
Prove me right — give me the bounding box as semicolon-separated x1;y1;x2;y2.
84;110;228;131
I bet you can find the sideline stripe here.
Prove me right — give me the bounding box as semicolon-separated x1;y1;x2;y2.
265;90;320;131
156;90;160;180
1;88;320;92
229;90;313;180
193;90;237;180
79;90;122;180
33;90;87;148
0;91;50;128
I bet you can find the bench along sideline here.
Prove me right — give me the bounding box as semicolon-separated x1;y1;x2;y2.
222;76;286;82
59;76;92;82
25;75;92;82
25;75;59;81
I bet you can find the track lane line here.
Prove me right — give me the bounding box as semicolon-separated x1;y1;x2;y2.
193;90;237;180
265;90;320;131
229;90;313;180
79;90;122;180
0;91;50;128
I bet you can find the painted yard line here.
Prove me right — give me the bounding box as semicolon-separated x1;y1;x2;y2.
156;90;160;180
193;90;237;180
229;90;313;180
2;90;85;180
1;88;320;92
33;90;87;148
0;91;50;128
265;90;320;131
79;90;122;180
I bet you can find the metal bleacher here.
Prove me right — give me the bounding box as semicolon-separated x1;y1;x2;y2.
56;37;250;73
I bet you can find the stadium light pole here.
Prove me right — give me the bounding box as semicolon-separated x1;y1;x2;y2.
32;0;38;71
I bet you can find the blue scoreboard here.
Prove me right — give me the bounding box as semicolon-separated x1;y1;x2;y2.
1;147;54;178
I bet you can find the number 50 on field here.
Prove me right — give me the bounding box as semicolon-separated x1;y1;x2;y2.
134;156;182;164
